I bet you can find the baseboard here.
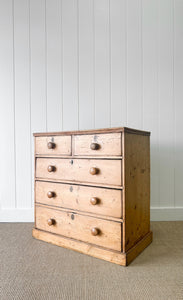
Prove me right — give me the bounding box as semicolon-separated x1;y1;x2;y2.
150;207;183;221
0;207;183;222
0;208;34;222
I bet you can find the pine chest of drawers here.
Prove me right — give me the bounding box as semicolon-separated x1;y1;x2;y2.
32;127;152;266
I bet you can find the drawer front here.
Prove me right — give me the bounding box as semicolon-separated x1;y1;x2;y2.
36;158;122;186
35;136;71;156
36;181;122;218
36;205;121;251
73;133;122;156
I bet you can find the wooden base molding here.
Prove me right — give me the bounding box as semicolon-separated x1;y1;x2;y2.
32;228;153;266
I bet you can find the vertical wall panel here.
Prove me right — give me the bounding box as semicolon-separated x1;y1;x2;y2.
78;0;94;130
94;0;110;128
46;0;62;131
0;0;183;221
30;0;46;133
30;0;47;208
158;0;174;207
110;0;127;127
142;0;159;207
62;0;78;130
127;0;143;129
14;0;31;208
0;0;15;209
174;0;183;207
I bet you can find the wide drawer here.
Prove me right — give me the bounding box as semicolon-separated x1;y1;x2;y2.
73;133;122;156
36;181;122;218
35;205;122;251
35;136;71;156
36;158;122;186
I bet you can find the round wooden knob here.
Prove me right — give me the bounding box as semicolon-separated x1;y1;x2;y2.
47;191;55;198
89;167;98;175
90;143;99;150
90;197;98;205
47;142;55;149
47;165;55;172
91;227;99;236
47;218;55;226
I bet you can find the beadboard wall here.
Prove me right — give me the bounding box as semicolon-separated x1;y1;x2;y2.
0;0;183;222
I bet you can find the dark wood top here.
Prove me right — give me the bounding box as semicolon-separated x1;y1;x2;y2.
33;127;150;137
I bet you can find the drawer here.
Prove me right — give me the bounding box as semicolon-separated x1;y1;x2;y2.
36;205;122;251
36;158;122;186
73;133;122;156
35;136;71;156
36;181;122;218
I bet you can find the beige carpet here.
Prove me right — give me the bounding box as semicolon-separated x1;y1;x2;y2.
0;222;183;300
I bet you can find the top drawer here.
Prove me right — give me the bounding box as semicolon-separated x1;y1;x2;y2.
35;136;71;156
73;133;122;156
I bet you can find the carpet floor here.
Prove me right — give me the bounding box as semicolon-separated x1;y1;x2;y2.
0;222;183;300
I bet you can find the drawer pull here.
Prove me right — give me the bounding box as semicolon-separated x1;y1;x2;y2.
91;227;99;236
89;167;98;175
47;165;55;172
47;218;55;226
47;191;55;198
90;197;98;205
47;142;55;149
90;142;99;150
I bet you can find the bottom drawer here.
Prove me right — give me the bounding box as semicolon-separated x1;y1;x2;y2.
36;205;122;251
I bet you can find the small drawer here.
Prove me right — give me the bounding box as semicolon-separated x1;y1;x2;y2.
36;158;122;186
73;133;122;156
35;205;122;251
36;181;122;218
35;136;71;156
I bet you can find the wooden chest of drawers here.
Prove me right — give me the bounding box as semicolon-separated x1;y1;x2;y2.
32;127;152;266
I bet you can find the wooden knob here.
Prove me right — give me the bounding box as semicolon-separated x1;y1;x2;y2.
47;142;55;149
90;197;98;205
47;218;55;226
89;167;98;175
91;227;99;236
90;143;99;150
47;191;55;198
47;165;55;172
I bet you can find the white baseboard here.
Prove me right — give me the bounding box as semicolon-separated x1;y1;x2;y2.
0;208;34;222
150;207;183;221
0;207;183;222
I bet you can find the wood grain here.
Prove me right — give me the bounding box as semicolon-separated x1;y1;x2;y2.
35;202;123;223
126;231;153;265
33;127;150;137
35;136;71;155
73;133;122;156
33;127;152;265
35;205;122;251
36;158;122;186
35;181;122;218
32;228;152;266
124;132;150;252
36;178;123;190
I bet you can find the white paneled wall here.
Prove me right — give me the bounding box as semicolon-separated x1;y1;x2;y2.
0;0;183;221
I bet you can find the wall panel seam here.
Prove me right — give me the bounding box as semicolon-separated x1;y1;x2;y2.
77;0;79;130
61;0;63;131
29;0;33;207
93;0;95;128
109;0;111;127
173;0;175;208
45;0;48;131
141;0;143;129
12;0;16;209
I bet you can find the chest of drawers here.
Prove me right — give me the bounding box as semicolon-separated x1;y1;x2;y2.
32;127;152;266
